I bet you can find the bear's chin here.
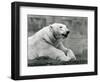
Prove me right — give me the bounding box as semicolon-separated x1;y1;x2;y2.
57;35;67;40
62;37;67;39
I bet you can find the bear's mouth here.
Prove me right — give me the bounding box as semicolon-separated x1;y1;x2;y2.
62;34;68;38
61;31;70;38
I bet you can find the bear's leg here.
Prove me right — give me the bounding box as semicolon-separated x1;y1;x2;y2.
56;43;76;60
66;49;76;60
43;46;72;61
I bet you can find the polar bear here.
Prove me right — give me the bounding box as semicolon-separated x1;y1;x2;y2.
28;23;76;61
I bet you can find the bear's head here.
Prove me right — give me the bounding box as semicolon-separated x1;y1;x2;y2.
49;23;70;39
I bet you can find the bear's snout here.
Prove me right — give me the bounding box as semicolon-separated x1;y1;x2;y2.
62;31;70;37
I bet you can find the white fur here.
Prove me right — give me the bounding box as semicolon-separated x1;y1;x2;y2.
28;23;76;61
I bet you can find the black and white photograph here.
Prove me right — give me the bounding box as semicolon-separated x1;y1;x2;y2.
27;15;88;66
11;2;97;80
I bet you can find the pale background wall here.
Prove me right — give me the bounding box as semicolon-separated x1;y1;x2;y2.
0;0;99;82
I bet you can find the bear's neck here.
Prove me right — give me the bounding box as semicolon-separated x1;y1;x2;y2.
44;27;61;46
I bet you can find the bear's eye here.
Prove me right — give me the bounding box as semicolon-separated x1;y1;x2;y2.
60;26;62;28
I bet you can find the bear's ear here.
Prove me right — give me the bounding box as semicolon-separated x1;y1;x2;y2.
50;25;53;29
49;25;53;31
50;25;55;34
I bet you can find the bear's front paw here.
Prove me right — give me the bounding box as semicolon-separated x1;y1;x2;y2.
65;49;76;61
64;49;68;56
